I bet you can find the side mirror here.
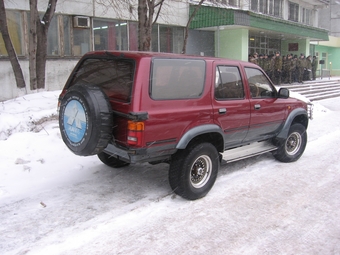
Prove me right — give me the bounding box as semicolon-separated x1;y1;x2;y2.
278;88;289;99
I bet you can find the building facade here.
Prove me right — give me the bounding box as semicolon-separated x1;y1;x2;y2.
0;0;338;100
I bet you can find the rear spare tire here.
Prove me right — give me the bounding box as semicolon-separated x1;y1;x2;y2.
59;84;113;156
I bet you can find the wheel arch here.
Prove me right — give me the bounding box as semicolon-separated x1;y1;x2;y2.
276;108;308;139
176;124;224;153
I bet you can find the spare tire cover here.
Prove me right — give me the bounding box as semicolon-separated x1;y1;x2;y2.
59;84;113;156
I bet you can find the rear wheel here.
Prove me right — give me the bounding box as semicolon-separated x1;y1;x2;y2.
169;143;219;200
97;151;130;168
273;123;307;162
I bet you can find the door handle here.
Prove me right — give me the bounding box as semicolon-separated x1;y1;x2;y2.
219;108;227;114
254;104;261;110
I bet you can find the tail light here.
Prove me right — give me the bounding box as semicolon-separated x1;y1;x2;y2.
127;120;145;146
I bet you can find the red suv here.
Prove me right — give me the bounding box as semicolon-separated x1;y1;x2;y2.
58;51;312;200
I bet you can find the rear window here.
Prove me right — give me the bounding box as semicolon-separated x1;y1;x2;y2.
150;58;205;100
69;57;135;102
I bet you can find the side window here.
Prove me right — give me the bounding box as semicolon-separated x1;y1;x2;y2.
215;66;244;100
151;59;205;100
245;67;276;98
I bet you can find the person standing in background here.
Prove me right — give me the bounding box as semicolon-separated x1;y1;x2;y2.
297;53;306;83
273;51;282;85
312;56;318;80
285;54;294;84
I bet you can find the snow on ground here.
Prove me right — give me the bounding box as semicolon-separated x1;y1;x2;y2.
0;91;339;254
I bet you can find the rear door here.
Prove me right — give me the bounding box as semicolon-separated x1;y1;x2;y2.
243;67;287;142
212;63;251;149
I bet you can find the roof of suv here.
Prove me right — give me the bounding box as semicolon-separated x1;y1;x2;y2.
82;50;254;66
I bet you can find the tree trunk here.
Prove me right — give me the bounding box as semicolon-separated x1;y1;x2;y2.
182;0;205;54
35;0;57;89
36;21;48;89
138;0;149;51
29;0;38;90
29;0;57;90
0;0;26;89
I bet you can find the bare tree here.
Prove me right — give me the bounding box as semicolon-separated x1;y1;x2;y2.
29;0;58;90
0;0;26;89
181;0;205;54
138;0;164;51
96;0;164;51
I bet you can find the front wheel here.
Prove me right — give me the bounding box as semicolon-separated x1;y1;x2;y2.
273;123;307;162
169;143;219;200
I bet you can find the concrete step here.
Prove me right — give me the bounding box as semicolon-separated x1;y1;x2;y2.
286;85;339;94
298;86;340;95
281;79;340;101
308;91;340;101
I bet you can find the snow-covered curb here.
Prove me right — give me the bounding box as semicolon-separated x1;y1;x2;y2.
0;91;60;140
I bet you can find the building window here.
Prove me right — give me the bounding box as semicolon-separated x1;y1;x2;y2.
251;0;258;12
73;28;90;56
152;24;184;53
63;16;71;56
0;11;24;56
208;0;239;6
129;22;138;51
251;0;282;17
249;35;281;55
273;0;282;17
259;0;268;14
268;0;282;17
229;0;239;7
47;15;59;56
93;19;128;51
159;26;184;53
288;2;299;22
302;8;312;25
1;12;184;58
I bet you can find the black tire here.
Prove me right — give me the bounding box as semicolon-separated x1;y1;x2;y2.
59;84;113;156
97;151;130;168
169;143;219;200
273;123;307;162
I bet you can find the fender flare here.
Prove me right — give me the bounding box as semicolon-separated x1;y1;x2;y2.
276;108;308;139
176;124;224;149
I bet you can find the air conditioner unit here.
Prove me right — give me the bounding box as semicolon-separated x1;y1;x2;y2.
73;16;90;28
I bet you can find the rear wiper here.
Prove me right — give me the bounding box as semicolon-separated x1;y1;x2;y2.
105;51;125;59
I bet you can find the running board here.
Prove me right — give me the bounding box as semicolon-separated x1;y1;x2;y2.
222;141;278;163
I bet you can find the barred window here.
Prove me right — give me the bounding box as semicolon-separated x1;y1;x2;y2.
288;2;299;22
252;0;282;17
302;8;312;25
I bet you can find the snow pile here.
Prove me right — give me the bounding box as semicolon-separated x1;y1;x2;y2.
0;91;60;140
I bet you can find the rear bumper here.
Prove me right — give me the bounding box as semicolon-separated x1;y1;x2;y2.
103;143;177;164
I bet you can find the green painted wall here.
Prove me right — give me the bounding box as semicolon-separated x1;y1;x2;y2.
281;39;310;57
216;29;248;61
315;45;340;76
